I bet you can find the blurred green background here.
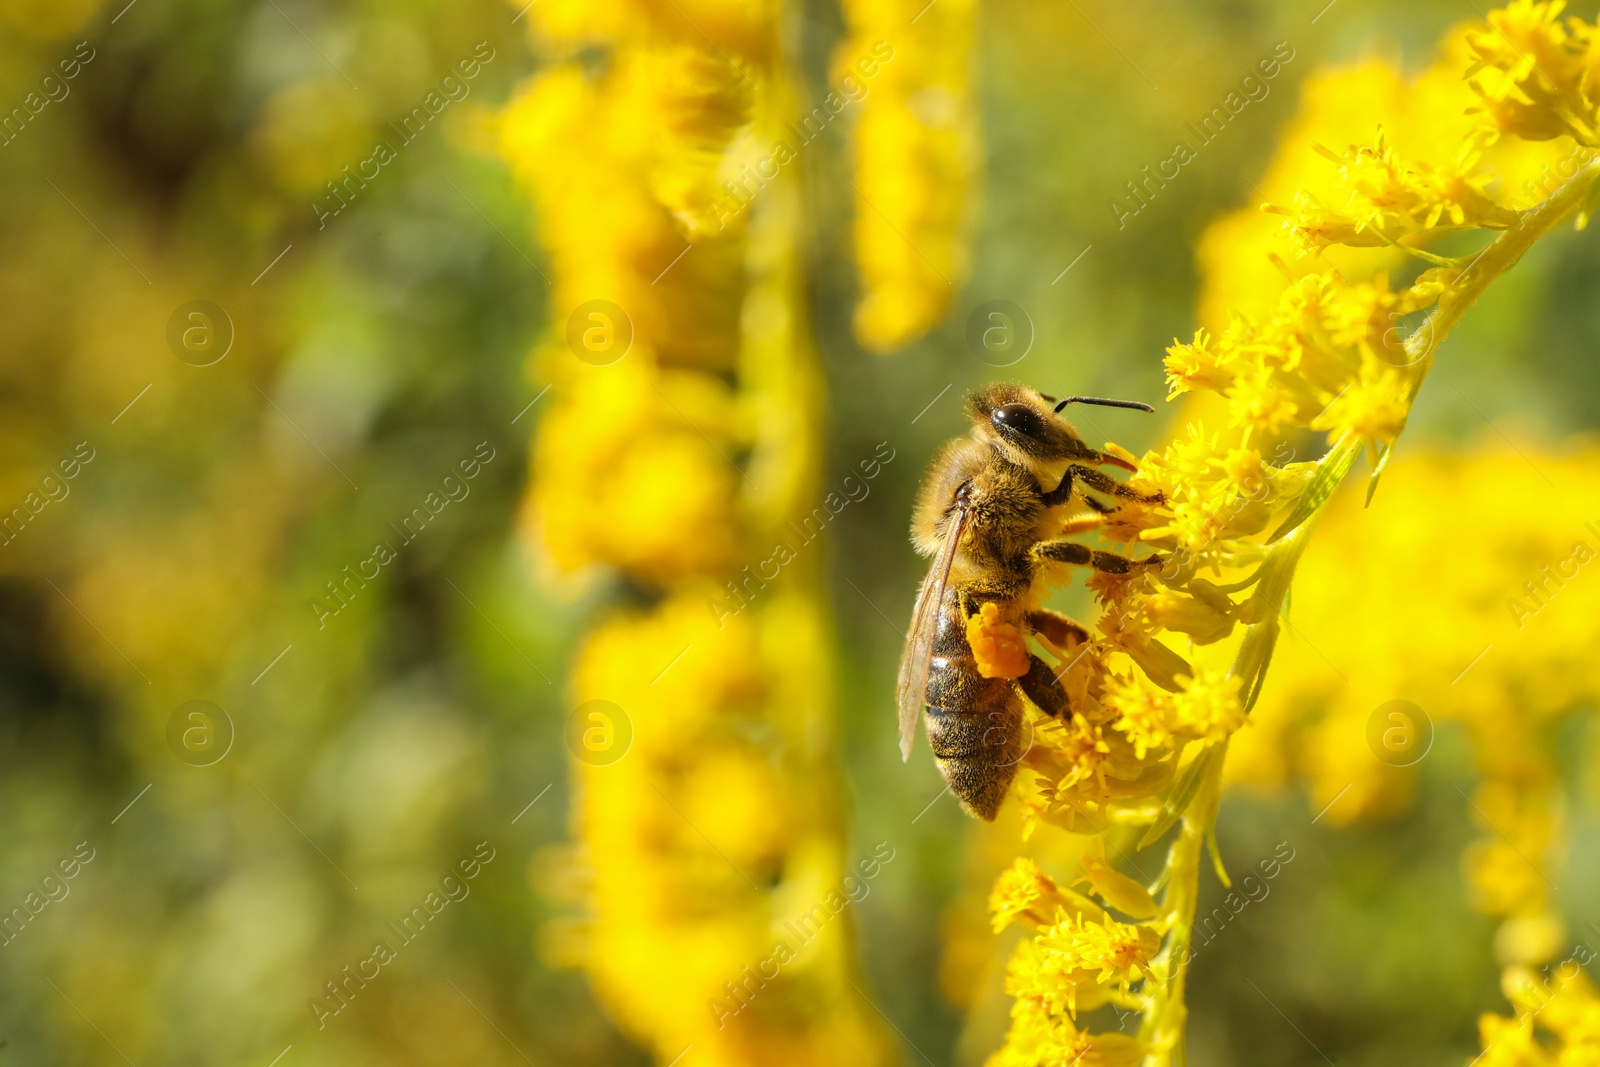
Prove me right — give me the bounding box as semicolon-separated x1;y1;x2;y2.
1;0;1596;1064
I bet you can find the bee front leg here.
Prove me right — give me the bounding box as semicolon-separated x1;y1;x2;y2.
1017;653;1070;718
1039;467;1077;508
1066;464;1164;505
1032;539;1164;575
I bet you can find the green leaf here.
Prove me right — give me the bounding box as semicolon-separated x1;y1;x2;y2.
1365;441;1395;506
1138;745;1218;849
1237;616;1280;715
1268;435;1361;544
1205;819;1231;888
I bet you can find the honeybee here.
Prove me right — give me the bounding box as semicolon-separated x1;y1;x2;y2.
896;383;1164;820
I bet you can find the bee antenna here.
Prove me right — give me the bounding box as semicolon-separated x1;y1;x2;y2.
1053;395;1156;414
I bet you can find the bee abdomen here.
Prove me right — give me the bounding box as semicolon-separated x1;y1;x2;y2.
925;655;1025;821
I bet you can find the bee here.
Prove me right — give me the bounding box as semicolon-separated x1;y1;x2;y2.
896;383;1164;820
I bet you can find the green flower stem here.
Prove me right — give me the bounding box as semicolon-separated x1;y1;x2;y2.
1140;750;1223;1067
1136;479;1333;1065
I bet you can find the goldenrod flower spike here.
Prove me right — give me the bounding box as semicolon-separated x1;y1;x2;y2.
984;5;1600;1064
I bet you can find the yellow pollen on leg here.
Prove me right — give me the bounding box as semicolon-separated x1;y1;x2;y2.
967;602;1032;679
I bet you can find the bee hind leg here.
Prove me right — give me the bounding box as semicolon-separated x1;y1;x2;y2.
1017;653;1070;718
1026;609;1088;649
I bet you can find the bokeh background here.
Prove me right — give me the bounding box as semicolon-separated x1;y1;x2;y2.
0;1;1596;1065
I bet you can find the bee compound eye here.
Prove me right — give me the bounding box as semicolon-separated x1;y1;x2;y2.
991;402;1043;438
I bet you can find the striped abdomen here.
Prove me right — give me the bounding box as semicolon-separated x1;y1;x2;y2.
923;589;1026;821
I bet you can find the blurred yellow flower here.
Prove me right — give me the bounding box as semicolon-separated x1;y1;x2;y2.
501;2;888;1063
836;0;975;351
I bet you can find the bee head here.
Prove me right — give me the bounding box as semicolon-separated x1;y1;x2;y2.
966;383;1097;469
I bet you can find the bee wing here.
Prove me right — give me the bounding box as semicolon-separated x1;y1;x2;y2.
896;502;969;762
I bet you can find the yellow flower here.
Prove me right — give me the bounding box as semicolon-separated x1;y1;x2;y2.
983;6;1600;1064
1475;1011;1545;1067
1537;968;1600;1059
1163;328;1233;398
1074;840;1158;920
987;998;1147;1067
1309;363;1411;445
1143;584;1239;646
1195;32;1573;330
1004;932;1104;1020
1103;671;1173;760
528;364;745;583
1224;362;1302;436
988;857;1105;933
503;4;890;1062
1037;912;1161;993
1169;665;1246;744
1468;0;1599;144
1269;134;1515;254
1481;963;1600;1065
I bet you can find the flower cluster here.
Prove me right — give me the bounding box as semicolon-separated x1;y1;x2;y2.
1466;0;1600;147
1269;135;1516;256
987;856;1152;1067
983;5;1600;1064
1193;21;1579;334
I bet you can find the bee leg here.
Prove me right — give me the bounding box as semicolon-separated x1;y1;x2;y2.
1039;468;1077;507
1059;515;1104;535
1017;653;1070;718
1056;493;1114;536
1026;609;1088;649
1066;463;1164;505
1032;539;1164;574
